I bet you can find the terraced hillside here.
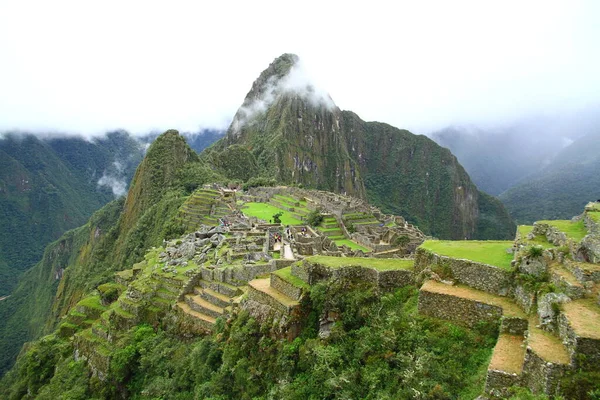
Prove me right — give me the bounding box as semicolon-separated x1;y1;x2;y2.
415;201;600;397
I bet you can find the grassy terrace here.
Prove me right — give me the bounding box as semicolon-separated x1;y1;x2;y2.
561;299;600;339
273;267;309;289
242;202;303;225
537;219;588;242
422;280;525;318
589;211;600;223
527;321;570;365
420;240;514;271
334;239;370;252
307;255;413;271
488;334;525;374
517;225;554;249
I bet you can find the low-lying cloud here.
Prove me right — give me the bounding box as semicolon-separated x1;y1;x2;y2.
230;59;335;134
97;161;128;197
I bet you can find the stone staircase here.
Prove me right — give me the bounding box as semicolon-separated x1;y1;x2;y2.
175;278;246;333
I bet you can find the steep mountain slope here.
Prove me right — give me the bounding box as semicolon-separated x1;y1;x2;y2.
207;54;515;239
500;131;600;223
0;132;143;296
0;130;223;375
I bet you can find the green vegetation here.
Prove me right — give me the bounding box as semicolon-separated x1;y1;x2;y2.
307;255;413;271
333;239;370;252
306;209;324;227
241;202;302;225
517;225;555;248
420;240;515;270
1;284;497;399
273;267;309;289
589;211;600;223
526;245;544;258
0;131;223;376
272;211;283;224
0;132;143;296
538;219;588;242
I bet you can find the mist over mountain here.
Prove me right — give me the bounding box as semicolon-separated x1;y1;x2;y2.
499;129;600;223
429;109;600;196
138;129;225;155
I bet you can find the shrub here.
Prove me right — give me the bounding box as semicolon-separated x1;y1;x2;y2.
526;245;544;258
306;210;324;227
273;212;283;224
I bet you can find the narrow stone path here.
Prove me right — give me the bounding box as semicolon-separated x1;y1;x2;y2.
283;244;294;260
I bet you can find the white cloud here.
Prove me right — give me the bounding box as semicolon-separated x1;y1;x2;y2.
0;0;598;137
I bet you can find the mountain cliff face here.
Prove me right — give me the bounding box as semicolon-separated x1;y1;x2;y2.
208;54;515;239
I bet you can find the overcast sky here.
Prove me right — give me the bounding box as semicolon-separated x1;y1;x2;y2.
1;0;599;137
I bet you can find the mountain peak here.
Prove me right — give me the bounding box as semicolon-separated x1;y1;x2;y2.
228;54;335;137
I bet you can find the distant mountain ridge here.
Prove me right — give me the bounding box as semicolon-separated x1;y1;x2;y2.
0;131;144;296
206;54;515;239
499;130;600;223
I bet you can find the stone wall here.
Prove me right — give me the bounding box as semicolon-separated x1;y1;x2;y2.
414;248;514;296
513;284;536;314
293;260;413;291
521;347;569;396
271;274;303;301
485;369;521;399
417;288;503;328
531;223;568;246
558;312;600;371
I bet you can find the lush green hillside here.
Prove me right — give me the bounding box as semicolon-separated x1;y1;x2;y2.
0;130;224;376
500;131;600;223
0;283;497;399
206;54;515;240
0;132;143;296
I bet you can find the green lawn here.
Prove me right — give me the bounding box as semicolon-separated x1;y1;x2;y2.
241;202;303;225
307;256;413;271
419;240;514;270
334;239;370;252
273;267;310;289
589;211;600;223
538;219;588;242
517;225;554;249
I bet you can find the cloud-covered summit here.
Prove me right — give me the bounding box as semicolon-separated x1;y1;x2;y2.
229;54;336;136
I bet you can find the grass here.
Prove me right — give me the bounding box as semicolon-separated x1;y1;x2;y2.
527;321;570;364
242;202;303;225
307;255;413;271
561;299;600;339
488;334;525;374
419;240;514;271
589;211;600;223
76;295;107;312
334;239;370;252
274;267;310;289
517;225;554;249
537;219;588;242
